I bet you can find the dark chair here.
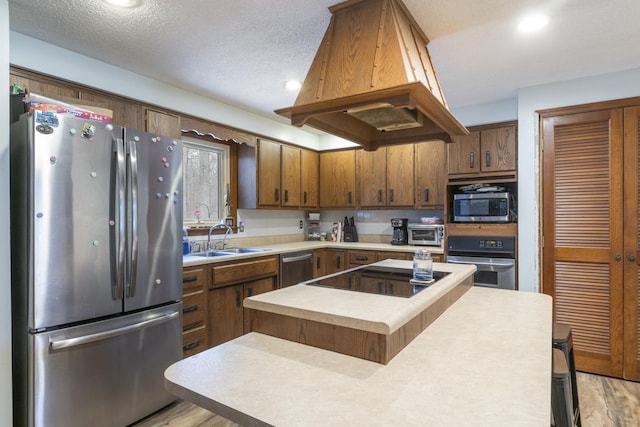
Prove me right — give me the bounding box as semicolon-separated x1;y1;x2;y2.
552;323;581;426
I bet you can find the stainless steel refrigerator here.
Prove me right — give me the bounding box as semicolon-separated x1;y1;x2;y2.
10;110;183;427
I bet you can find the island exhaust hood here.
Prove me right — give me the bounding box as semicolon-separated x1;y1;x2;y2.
275;0;468;151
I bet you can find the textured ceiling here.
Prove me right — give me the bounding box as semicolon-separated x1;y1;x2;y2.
9;0;640;128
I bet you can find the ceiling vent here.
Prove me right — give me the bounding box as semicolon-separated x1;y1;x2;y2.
275;0;468;151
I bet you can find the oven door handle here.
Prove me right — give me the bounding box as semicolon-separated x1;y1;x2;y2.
448;257;515;271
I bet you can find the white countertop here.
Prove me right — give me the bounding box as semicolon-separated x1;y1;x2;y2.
244;260;475;334
165;286;553;426
182;241;444;267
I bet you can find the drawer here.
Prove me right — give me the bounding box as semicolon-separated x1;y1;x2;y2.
347;250;376;266
182;325;207;358
183;265;208;294
377;251;413;261
182;291;205;330
212;255;278;287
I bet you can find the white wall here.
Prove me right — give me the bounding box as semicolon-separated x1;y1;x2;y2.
516;67;640;293
9;32;323;150
1;0;14;423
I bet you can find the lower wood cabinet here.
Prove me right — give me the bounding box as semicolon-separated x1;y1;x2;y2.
208;277;276;347
182;265;209;358
207;256;278;348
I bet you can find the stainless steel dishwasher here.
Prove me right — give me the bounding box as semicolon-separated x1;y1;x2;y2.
280;250;314;288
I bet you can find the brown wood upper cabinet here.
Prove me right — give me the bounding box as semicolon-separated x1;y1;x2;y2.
239;139;318;209
448;125;516;176
145;109;181;139
300;149;319;208
257;139;283;207
415;141;446;208
357;144;414;207
319;150;356;208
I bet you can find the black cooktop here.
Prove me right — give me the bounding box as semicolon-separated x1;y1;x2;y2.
305;265;449;298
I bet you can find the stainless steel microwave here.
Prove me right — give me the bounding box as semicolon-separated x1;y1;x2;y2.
407;223;444;246
453;192;510;222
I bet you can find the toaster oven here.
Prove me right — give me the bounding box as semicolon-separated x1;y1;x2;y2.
407;223;444;246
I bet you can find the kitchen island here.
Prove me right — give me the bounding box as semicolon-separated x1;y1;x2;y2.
165;262;552;426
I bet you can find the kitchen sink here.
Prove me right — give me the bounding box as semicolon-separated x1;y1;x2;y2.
190;251;234;258
187;248;271;258
219;248;271;254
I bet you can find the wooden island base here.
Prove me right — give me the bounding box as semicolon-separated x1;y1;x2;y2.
246;274;472;364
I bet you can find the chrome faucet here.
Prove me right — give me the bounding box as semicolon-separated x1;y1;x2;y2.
207;223;233;251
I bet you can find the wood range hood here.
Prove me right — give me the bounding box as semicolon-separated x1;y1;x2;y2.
275;0;468;151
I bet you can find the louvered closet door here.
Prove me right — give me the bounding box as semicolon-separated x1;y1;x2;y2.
623;106;640;381
542;109;624;377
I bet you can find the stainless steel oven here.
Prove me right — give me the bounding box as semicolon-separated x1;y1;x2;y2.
447;235;516;290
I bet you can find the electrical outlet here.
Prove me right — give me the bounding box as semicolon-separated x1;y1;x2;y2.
239;222;245;232
299;220;303;229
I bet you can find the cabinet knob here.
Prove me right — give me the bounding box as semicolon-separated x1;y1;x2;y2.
389;189;394;203
628;254;636;261
614;253;622;261
469;152;475;169
485;150;491;167
424;187;429;202
274;188;280;202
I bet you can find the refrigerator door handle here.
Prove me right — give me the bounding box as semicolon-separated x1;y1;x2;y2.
49;311;180;351
114;137;126;300
128;139;139;298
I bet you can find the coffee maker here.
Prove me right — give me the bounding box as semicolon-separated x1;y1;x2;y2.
390;218;409;245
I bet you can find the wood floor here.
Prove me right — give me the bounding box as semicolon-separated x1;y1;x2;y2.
132;372;640;427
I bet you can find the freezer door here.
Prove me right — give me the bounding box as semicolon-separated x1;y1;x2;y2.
125;129;183;311
29;303;182;427
30;114;125;329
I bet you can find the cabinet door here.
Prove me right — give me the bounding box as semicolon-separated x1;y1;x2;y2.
243;277;276;333
325;250;346;275
145;109;181;139
480;126;516;172
415;141;446;208
357;148;387;207
301;149;319;208
387;144;415;206
257;139;282;207
313;249;327;278
10;73;80;101
80;92;144;130
281;145;301;207
448;131;480;174
207;285;244;347
319;151;356;207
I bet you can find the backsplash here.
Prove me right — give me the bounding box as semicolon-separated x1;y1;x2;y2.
185;209;444;249
235;209;444;240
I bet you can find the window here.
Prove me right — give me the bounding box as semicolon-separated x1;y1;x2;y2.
182;137;230;224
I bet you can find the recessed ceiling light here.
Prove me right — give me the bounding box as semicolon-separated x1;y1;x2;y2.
102;0;139;8
517;14;549;33
284;80;302;91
